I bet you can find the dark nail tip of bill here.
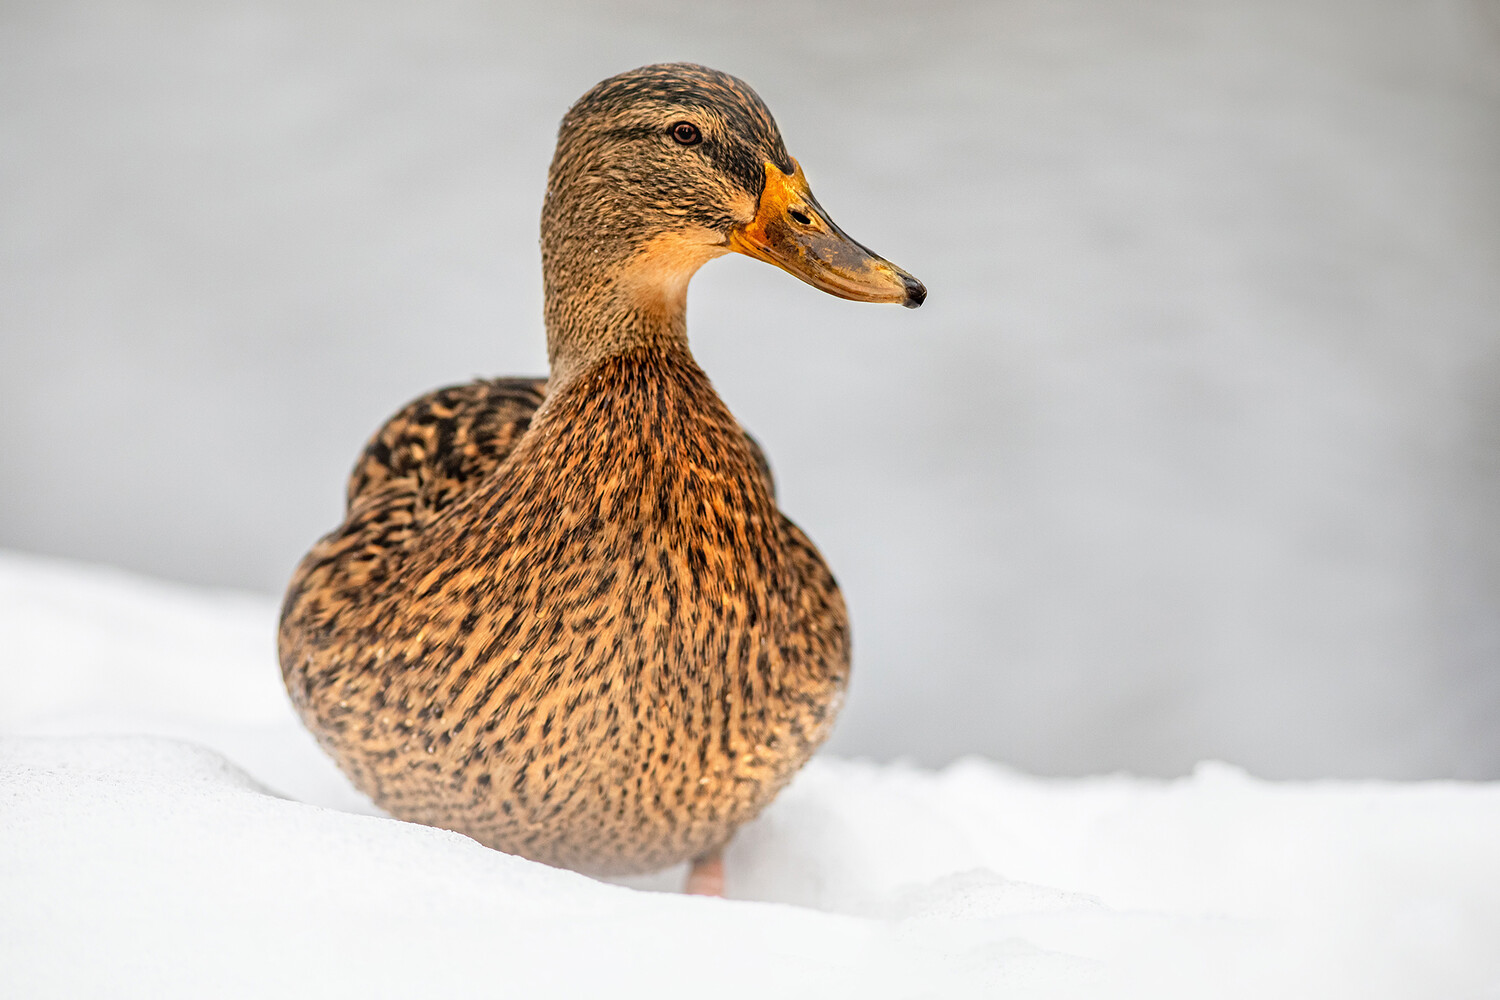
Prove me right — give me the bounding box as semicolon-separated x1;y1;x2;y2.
902;275;927;309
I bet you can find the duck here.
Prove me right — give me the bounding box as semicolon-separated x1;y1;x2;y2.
278;62;924;896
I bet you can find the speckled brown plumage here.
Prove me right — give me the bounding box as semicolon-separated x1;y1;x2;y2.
280;62;920;877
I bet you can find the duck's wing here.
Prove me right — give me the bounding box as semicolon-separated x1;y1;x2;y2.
281;377;547;669
345;377;549;534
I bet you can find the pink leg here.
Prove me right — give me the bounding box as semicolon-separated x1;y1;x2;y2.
684;849;725;897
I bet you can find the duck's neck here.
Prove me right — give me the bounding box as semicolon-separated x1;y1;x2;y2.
541;219;729;395
543;268;692;392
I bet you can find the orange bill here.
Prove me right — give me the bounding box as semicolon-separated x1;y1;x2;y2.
728;160;926;309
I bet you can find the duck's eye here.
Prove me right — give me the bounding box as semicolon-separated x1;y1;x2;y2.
670;121;702;146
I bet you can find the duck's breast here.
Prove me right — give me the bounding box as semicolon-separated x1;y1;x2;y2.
287;348;848;874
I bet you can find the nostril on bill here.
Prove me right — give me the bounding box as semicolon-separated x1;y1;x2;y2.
788;207;812;226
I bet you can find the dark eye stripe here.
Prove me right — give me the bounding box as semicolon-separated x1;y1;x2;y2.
703;142;766;200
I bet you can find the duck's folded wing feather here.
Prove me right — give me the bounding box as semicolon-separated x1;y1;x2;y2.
345;377;549;531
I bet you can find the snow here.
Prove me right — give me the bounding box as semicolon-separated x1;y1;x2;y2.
3;550;1498;998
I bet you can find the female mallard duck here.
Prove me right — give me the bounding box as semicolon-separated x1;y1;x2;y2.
279;63;924;895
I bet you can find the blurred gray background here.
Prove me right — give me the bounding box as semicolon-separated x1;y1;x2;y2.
3;0;1498;779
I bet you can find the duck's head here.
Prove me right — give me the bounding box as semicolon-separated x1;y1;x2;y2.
541;63;924;360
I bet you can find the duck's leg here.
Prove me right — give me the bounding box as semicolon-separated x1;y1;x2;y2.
684;848;725;897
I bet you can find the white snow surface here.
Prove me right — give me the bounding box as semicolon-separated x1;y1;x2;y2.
3;550;1499;999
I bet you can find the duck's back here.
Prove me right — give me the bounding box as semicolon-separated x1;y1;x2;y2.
279;349;848;874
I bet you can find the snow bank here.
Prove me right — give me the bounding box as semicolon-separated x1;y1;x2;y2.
3;551;1498;998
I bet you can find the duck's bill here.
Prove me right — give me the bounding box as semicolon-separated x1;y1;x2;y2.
727;160;926;309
